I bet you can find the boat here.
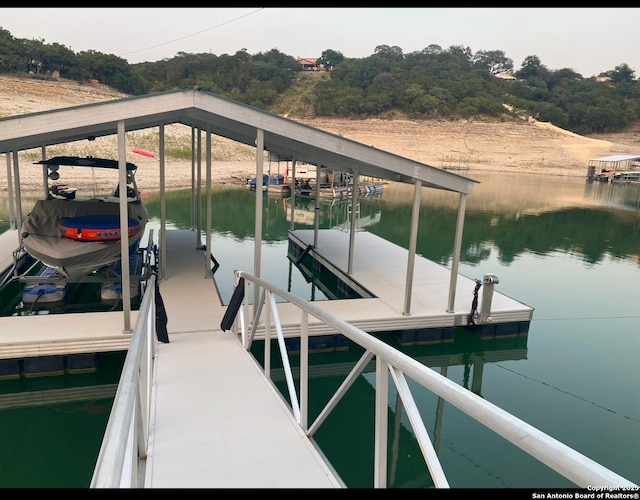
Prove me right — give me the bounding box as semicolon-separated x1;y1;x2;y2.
20;156;148;281
293;167;385;199
246;172;291;195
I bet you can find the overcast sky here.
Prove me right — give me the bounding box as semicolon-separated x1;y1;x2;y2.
1;7;638;78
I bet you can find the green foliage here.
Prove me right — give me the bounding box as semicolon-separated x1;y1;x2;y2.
318;49;344;71
0;25;639;134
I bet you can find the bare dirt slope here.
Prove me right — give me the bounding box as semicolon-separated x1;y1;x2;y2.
2;74;640;193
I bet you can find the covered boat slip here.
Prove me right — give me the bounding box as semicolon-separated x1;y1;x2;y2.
586;154;640;181
0;87;531;486
0;86;503;344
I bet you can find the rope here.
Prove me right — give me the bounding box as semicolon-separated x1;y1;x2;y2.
467;279;483;326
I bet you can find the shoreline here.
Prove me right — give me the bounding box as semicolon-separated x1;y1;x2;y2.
2;74;640;194
1;157;593;198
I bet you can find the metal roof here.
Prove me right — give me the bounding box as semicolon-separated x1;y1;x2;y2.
590;154;640;162
0;86;478;195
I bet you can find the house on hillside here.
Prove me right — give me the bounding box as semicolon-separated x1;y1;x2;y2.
495;72;516;81
296;57;323;71
596;75;615;87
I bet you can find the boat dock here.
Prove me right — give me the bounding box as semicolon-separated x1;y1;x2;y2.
143;230;342;488
279;229;532;340
114;228;528;488
0;222;530;487
0;223;533;363
586;154;640;182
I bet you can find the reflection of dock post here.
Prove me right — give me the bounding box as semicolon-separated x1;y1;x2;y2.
390;391;403;486
480;274;499;323
434;366;447;454
471;355;484;397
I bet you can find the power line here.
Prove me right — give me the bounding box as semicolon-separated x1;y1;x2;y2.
119;8;264;59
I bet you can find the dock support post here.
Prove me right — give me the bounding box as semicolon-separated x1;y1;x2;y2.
5;153;16;231
447;193;467;313
403;179;422;316
479;274;499;323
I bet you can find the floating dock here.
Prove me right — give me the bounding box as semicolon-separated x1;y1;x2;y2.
0;225;533;372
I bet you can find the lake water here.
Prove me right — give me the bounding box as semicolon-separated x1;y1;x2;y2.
0;171;638;488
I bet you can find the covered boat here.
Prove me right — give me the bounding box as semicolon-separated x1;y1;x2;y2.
20;156;148;281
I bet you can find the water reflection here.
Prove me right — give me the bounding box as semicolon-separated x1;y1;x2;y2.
2;174;638;274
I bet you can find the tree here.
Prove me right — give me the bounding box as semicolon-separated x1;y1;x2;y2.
447;45;473;64
472;49;513;75
516;55;548;80
373;45;404;62
318;49;344;71
608;63;635;85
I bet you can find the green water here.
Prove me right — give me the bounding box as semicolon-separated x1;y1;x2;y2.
0;351;125;488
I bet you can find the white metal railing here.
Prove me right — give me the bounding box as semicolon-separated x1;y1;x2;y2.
231;270;638;489
90;266;638;488
90;272;157;488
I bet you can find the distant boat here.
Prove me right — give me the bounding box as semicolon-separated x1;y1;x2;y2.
246;173;291;194
292;165;385;199
20;156;148;281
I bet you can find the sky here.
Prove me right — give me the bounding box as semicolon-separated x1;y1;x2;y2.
1;7;638;78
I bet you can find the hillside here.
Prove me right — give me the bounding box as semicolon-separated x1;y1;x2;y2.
2;73;640;193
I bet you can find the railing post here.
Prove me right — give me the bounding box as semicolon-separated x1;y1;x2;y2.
374;357;389;488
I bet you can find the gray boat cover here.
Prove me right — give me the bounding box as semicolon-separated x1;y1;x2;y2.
21;198;148;281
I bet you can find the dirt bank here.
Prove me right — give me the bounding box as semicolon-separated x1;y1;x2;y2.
2;74;640;194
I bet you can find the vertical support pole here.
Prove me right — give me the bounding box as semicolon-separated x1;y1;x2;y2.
300;310;309;431
204;126;212;279
403;178;422;316
117;120;132;333
254;128;264;313
196;129;202;249
447;193;467;313
374;357;389;488
159;124;167;280
5;153;16;230
313;164;320;248
41;146;48;200
191;127;196;230
289;159;297;232
347;169;359;274
12;151;23;232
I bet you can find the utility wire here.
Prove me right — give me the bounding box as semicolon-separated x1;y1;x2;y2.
530;314;640;321
491;362;640;424
119;8;264;59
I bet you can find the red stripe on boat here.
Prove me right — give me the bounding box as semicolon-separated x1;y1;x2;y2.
60;215;141;242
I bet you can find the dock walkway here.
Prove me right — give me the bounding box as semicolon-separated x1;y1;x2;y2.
144;230;341;488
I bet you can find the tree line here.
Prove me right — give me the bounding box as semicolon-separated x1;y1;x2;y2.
1;26;638;135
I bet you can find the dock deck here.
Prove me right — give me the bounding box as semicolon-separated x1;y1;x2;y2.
0;226;533;487
270;229;533;339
